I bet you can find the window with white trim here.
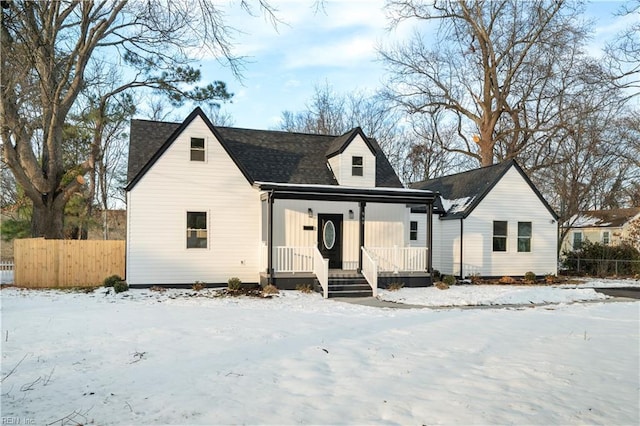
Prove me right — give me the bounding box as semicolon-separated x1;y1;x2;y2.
410;221;418;241
602;231;610;245
573;232;583;250
351;156;363;176
187;211;207;248
518;222;532;252
190;137;205;162
493;221;507;252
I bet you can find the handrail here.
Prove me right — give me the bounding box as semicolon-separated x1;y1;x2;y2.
361;247;378;297
313;247;329;298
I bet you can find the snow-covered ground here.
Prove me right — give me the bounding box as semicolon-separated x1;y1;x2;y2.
1;278;638;425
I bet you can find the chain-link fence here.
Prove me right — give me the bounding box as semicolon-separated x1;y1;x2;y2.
562;258;640;276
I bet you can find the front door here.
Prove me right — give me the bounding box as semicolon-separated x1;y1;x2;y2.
318;214;343;269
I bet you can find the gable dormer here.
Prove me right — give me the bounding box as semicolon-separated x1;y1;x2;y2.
326;128;377;188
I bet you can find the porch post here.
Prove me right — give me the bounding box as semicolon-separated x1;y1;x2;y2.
267;191;274;285
358;201;366;273
427;202;433;274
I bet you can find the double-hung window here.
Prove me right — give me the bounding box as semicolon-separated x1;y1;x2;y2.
573;232;583;250
352;156;363;176
410;221;418;241
187;211;207;248
602;231;610;245
493;221;507;252
190;137;205;162
518;222;532;252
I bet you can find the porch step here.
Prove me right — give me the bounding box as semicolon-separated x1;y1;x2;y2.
327;275;372;298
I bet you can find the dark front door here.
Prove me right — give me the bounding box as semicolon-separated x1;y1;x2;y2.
318;214;343;269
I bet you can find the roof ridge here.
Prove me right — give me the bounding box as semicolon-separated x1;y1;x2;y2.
216;125;343;138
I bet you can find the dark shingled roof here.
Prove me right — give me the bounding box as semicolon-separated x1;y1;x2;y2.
126;108;403;189
410;160;557;219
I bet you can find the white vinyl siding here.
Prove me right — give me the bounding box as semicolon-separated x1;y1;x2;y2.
272;200;405;270
328;135;376;187
126;116;261;285
459;167;557;277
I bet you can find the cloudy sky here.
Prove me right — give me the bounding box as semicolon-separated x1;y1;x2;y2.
179;0;635;130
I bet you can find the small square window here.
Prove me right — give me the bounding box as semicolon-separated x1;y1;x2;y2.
190;138;205;162
187;211;207;248
493;221;507;252
410;221;418;241
518;222;532;252
352;156;363;176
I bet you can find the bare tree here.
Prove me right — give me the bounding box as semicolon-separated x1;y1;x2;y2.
0;0;275;238
381;0;589;167
604;1;640;99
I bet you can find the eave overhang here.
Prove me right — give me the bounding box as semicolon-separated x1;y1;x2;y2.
255;182;437;205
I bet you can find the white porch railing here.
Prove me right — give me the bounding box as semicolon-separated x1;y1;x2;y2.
361;248;378;297
275;246;315;272
313;247;329;298
367;246;429;273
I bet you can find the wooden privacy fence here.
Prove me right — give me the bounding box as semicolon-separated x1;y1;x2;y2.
14;238;125;288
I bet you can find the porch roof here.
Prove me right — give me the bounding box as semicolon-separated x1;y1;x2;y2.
255;182;437;205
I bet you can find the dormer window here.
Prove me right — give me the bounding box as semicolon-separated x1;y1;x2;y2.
352;156;363;176
190;137;205;161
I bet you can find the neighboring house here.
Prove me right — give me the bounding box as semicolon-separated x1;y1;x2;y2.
126;108;437;296
410;160;559;278
561;207;640;252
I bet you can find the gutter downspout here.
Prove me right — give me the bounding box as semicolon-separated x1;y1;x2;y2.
267;191;274;285
459;218;464;279
357;201;366;273
427;202;433;275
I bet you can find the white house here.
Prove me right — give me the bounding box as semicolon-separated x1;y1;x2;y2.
125;108;437;297
410;161;559;278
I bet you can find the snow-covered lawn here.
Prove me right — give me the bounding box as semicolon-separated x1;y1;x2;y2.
1;278;638;425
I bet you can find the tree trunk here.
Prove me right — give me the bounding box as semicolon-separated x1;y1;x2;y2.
31;197;65;239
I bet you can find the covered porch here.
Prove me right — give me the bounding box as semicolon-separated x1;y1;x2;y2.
256;183;437;298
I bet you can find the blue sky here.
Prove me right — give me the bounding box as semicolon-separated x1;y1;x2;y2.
171;0;636;130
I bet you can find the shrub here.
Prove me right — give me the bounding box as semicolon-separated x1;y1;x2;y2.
227;277;242;291
442;275;456;286
431;269;441;280
103;274;123;288
192;281;205;291
435;281;449;290
524;271;536;283
295;283;313;293
387;282;404;291
113;280;129;293
545;274;557;284
262;284;279;295
562;241;640;276
499;276;516;284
